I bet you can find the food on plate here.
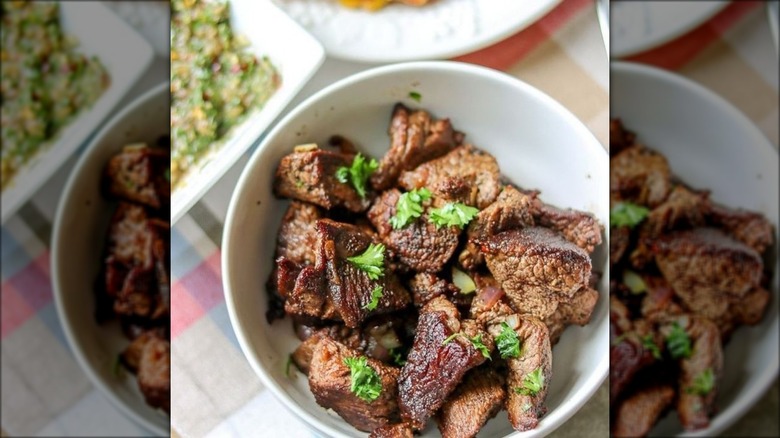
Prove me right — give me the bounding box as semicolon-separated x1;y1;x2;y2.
267;103;604;435
609;119;774;436
170;0;280;189
96;140;171;413
1;1;109;189
338;0;432;12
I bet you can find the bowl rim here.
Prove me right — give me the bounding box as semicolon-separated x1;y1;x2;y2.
221;60;609;437
611;60;780;437
51;82;169;437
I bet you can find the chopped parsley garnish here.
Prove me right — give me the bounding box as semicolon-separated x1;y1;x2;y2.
641;334;662;360
389;348;407;367
686;368;715;396
666;321;692;359
343;356;382;402
515;367;544;397
347;243;385;280
390;188;431;229
335;153;378;198
442;332;491;360
362;286;383;311
496;322;521;359
408;91;422;102
284;354;293;378
429;202;479;229
610;202;650;228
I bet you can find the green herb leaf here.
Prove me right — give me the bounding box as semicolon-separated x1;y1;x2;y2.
611;333;628;346
623;270;647;294
112;354;124;378
285;354;293;378
335;153;378;198
610;202;650;228
470;333;492;360
390;188;432;229
347;243;385;280
686;368;715;396
496;322;521;359
641;334;662;360
429;202;479;229
343;356;382;402
666;322;692;359
442;333;461;345
515;368;544;397
362;286;383;311
389;348;407;367
408;91;422;102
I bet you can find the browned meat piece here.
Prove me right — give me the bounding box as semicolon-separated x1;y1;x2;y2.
309;337;401;432
398;296;492;430
285;219;411;327
104;144;169;210
612;385;675;438
408;272;460;307
659;315;723;431
610;226;631;268
371;104;457;190
460;186;537;270
610;145;671;208
653;228;763;319
610;294;632;334
532;201;602;254
438;366;507;438
120;328;166;373
292;325;364;375
609;331;655;403
273;148;371;213
730;286;771;326
367;189;460;272
137;334;170;413
329;135;358;155
502;316;552;432
398;145;501;209
544;286;599;345
275;201;324;265
708;203;774;254
369;422;414;438
610;118;636;156
640;276;683;322
478;227;591;312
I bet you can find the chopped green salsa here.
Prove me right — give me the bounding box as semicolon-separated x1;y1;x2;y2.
170;0;280;188
1;2;109;189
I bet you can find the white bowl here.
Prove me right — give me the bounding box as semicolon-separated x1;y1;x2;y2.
611;61;779;437
222;61;610;437
1;2;154;223
52;83;169;436
170;0;325;224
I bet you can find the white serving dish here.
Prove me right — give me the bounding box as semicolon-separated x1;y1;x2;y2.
612;1;729;58
273;0;562;63
52;83;170;436
1;1;154;223
222;61;610;437
170;0;326;224
611;61;779;437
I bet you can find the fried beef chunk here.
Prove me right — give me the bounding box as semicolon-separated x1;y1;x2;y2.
612;385;675;438
137;334;170;414
309;337;401;432
398;145;501;209
104;143;170;210
367;189;460;273
707;203;774;254
371;103;458;191
292;325;364;375
533;201;602;254
273;148;370;213
438;366;507;438
543;286;599;345
610;145;671;208
275;201;324;265
285;219;410;327
609;118;636;156
398;296;492;430
369;422;414;438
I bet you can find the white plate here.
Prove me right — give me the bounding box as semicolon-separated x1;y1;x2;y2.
273;0;562;63
1;2;154;224
170;0;326;224
222;61;609;437
612;1;729;58
52;83;170;436
611;61;779;437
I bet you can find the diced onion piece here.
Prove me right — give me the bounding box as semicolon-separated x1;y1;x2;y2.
293;143;319;153
377;331;402;350
477;285;504;309
623;270;647;294
452;267;477;294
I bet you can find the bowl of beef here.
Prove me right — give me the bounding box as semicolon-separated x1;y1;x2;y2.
52;83;170;435
610;61;778;437
222;61;610;437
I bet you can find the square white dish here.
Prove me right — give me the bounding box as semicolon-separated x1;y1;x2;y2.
1;1;154;224
170;0;326;224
